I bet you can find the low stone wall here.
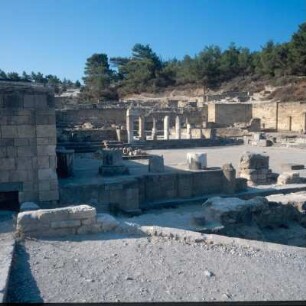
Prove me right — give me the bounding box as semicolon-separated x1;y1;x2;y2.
16;205;119;238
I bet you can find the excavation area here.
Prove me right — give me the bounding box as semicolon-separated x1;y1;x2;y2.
3;144;306;302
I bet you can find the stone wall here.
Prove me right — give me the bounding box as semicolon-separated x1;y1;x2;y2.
208;103;252;126
252;102;278;131
0;82;59;206
277;102;306;132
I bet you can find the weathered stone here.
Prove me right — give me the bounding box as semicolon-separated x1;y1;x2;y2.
81;217;96;225
96;213;119;231
187;152;207;170
20;202;40;212
277;172;301;185
51;220;81;229
239;152;269;170
222;163;236;194
149;155;164;173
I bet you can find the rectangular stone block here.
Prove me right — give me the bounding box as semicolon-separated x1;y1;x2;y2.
81;217;96;225
0;171;9;182
37;145;56;156
17;125;36;138
35;94;47;108
7;115;34;125
38;156;50;169
23;181;38;192
39;190;59;202
9;170;29;182
0;148;6;158
0;158;15;170
51;220;81;229
24;95;36;108
38;180;51;191
0;139;14;147
37;138;49;145
3;94;23;108
36;125;56;138
38;168;57;180
50;179;58;190
17;146;35;157
49;155;57;169
1;125;18;138
6;146;17;157
14;138;29;146
16;157;33;170
19;191;39;202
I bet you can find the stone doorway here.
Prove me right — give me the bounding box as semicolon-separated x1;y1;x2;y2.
0;191;19;211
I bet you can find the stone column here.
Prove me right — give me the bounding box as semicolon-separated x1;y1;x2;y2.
222;163;236;194
138;116;145;141
151;117;157;140
175;116;181;140
126;109;134;143
186;123;192;139
164;116;169;140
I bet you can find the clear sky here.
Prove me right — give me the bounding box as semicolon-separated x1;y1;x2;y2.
1;0;305;82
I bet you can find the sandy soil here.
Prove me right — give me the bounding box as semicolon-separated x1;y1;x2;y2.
7;230;306;303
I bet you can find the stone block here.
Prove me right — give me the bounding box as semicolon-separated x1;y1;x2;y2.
277;172;301;185
96;213;119;231
38;168;57;180
19;191;39;203
51;220;81;229
77;224;101;235
187;152;207;170
81;217;96;225
9;170;29;182
35;95;47;108
37;145;56;156
17;125;36;138
49;155;57;169
38;156;50;169
0;171;9;182
17;146;35;157
6;146;17;157
24;95;35;108
36;125;56;138
1;126;18;138
0;158;15;170
22;181;38;192
39;190;59;202
281;163;305;171
3;94;23;108
149;155;164;173
239;152;269;170
38;180;51;191
16;157;33;170
37;138;49;145
17;212;49;232
14;138;29;146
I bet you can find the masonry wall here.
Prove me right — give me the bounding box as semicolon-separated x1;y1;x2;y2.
207;103;252;126
277;102;306;132
0;82;59;206
252;102;278;130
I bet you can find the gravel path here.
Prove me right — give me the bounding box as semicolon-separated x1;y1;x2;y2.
7;231;306;302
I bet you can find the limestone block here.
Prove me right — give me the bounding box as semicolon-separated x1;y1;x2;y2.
38;180;51;191
14;138;29;146
16;157;33;170
239;152;269;170
222;163;236;194
77;224;101;235
187;152;207;170
37;145;56;156
277;172;301;185
17;211;49;232
17;146;35;157
38;190;59;202
9;170;29;182
6;146;17;158
24;95;35;108
20;202;40;212
0;171;10;182
38;156;50;169
96;213;119;231
35;95;47;108
149;155;164;173
38;168;57;180
36;125;56;138
81;217;96;225
37;138;49;145
51;220;81;229
17;125;36;138
1;126;18;138
0;158;15;170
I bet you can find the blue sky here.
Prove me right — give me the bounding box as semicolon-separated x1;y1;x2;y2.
1;0;305;82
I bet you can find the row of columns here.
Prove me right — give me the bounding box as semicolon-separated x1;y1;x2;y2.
127;109;188;143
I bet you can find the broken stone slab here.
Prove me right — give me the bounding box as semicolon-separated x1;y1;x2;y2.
20;202;40;212
187;152;207;170
277;172;301;185
281;163;305;171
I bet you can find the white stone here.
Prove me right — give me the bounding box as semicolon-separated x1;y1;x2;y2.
187;152;207;170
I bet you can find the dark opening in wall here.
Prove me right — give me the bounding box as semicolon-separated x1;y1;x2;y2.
0;191;19;211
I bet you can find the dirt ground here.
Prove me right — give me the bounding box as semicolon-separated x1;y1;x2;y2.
7;231;306;303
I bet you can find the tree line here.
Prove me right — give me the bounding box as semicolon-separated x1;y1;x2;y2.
82;22;306;100
0;70;81;94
